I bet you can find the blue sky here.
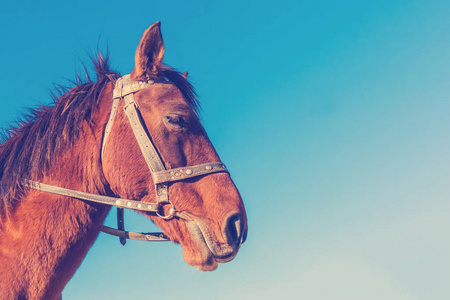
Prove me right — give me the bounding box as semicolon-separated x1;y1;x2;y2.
2;1;450;299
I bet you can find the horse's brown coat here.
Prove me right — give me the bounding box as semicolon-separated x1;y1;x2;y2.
0;22;247;299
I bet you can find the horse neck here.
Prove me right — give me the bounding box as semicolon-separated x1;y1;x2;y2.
0;84;114;300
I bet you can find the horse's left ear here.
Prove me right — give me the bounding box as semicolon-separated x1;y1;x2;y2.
181;71;188;79
133;21;165;78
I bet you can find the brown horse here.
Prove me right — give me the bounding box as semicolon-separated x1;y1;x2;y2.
0;22;247;300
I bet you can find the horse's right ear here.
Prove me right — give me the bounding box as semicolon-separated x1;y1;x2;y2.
133;21;165;78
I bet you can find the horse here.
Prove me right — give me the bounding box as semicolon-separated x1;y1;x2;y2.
0;21;248;300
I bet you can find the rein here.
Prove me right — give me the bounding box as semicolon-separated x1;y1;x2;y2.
26;74;228;244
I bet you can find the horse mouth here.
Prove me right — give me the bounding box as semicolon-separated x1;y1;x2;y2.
185;221;240;271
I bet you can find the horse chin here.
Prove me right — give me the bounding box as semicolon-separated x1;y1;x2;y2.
182;221;239;271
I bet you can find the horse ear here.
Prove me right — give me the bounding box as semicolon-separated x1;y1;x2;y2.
133;21;165;77
181;71;188;79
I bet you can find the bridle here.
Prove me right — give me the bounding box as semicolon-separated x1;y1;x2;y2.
25;74;229;244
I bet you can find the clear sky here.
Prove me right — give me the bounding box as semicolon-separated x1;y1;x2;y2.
1;0;450;299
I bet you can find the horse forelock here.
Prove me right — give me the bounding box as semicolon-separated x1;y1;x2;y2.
161;67;200;115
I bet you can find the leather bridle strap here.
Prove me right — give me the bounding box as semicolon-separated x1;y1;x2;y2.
24;180;194;220
119;75;170;206
100;226;169;242
23;180;191;241
25;181;160;213
24;180;172;241
25;73;229;244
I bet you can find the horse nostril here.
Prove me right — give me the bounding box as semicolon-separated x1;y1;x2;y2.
224;213;242;245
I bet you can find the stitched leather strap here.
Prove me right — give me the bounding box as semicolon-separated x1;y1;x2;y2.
25;180;194;242
120;75;170;206
101;225;170;241
25;73;230;244
101;97;120;157
112;78;155;100
25;181;160;213
121;75;166;173
117;207;126;245
153;162;228;184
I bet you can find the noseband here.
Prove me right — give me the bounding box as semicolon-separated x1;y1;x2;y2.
26;74;228;244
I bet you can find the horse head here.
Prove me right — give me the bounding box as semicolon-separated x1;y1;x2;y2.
102;22;248;271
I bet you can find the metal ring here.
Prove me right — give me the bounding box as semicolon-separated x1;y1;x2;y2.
156;200;176;219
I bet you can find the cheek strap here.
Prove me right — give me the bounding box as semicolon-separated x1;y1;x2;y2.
25;73;229;245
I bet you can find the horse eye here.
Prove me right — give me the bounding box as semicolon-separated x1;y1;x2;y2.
165;115;187;128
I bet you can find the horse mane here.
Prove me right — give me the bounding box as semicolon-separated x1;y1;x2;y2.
0;54;119;217
0;54;199;219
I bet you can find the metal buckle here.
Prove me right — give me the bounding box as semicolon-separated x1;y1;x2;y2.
123;100;138;111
